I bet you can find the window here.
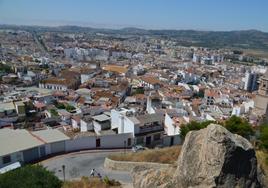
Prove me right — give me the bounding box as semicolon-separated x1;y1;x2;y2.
136;137;144;144
127;138;132;146
96;138;101;147
154;134;161;141
3;155;11;164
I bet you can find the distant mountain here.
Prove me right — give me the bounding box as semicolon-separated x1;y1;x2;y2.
1;24;268;50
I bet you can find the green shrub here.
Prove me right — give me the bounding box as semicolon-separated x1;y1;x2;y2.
180;121;214;138
55;102;66;109
224;116;254;139
65;104;75;112
0;165;62;188
260;125;268;150
49;109;59;117
103;176;120;186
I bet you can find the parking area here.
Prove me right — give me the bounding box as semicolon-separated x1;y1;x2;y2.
41;150;132;184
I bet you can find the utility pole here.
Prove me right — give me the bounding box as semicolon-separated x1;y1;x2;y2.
62;165;65;182
124;140;126;154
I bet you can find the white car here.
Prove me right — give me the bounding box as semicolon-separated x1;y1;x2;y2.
132;145;146;152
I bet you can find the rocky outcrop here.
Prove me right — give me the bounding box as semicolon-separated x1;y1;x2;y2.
174;123;261;188
132;124;264;188
132;165;175;188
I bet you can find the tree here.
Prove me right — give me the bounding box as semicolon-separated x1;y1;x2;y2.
224;116;254;139
133;87;144;95
65;104;75;112
180;121;214;138
0;165;62;188
0;63;12;73
55;102;66;109
49;109;59;117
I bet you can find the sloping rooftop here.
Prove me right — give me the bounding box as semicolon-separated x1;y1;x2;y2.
0;129;44;156
31;129;70;144
103;65;128;74
140;76;161;85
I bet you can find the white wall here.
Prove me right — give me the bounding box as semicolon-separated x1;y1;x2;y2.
164;113;180;136
0;133;133;169
80;120;93;132
65;136;96;152
231;107;241;116
93;121;101;135
81;74;90;84
45;144;51;155
123;117;136;135
111;109;121;129
99;133;133;148
71;119;79;129
65;133;133;152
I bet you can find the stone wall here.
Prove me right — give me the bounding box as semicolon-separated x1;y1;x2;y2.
104;157;174;172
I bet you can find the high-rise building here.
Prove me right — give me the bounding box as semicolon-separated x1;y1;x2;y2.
243;72;259;92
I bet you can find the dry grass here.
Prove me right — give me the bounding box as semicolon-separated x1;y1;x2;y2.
256;150;268;184
63;176;121;188
109;146;181;164
243;49;268;59
256;150;268;173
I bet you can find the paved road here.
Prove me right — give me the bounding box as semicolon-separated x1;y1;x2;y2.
41;150;132;184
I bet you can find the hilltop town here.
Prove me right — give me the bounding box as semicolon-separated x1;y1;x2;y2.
1;25;268;186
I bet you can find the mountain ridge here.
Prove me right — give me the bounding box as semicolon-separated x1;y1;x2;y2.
1;24;268;51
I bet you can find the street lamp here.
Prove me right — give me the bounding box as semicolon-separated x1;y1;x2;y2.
62;165;65;182
124;140;126;154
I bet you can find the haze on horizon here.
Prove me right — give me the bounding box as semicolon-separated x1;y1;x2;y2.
0;0;268;32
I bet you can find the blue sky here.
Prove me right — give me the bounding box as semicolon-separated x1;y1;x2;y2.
0;0;268;31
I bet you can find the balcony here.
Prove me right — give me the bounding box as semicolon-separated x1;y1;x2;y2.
137;123;164;135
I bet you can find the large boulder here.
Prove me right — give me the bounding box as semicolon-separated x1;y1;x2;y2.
132;166;175;188
132;124;263;188
174;123;261;188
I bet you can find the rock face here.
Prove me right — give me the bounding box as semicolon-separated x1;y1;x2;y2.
132;166;175;188
174;123;261;188
132;124;263;188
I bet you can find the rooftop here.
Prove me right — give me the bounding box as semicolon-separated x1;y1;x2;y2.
103;65;128;74
0;129;44;156
92;114;110;122
31;129;70;144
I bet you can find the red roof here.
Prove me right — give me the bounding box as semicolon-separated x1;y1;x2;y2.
34;102;46;109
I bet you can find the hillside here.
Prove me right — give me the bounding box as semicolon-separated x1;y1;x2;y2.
1;25;268;51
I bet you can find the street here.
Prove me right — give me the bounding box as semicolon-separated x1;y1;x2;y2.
41;150;132;184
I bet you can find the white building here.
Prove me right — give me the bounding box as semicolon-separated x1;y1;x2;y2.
80;115;94;132
0;128;134;171
242;72;259;92
0;129;69;169
111;108;165;146
164;113;181;136
92;114;111;135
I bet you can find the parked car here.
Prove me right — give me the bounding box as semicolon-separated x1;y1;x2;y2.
132;145;146;152
154;144;164;149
